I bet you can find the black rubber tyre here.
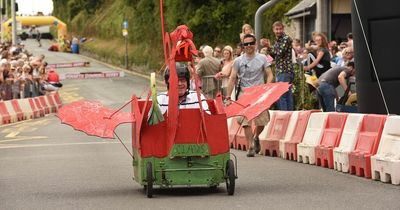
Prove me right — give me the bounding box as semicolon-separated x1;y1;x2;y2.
226;159;235;195
146;162;153;198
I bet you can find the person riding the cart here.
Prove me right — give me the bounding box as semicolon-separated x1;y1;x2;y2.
157;62;209;114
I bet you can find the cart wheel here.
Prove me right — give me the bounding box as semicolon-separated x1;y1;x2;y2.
146;162;153;198
226;159;235;195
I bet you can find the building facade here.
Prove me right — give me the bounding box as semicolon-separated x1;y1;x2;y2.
285;0;351;44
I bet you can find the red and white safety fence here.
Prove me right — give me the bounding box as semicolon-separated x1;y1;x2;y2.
228;110;400;185
60;71;124;80
0;92;62;125
46;62;90;69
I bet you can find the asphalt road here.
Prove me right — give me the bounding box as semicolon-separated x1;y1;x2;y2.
0;39;399;210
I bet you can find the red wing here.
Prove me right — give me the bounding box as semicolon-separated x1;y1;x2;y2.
57;100;135;139
225;82;290;120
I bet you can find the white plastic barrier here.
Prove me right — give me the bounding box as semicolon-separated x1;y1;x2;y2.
257;110;274;154
279;111;299;158
4;100;18;123
333;113;364;172
297;112;328;164
44;94;58;113
227;117;232;128
227;117;234;148
371;116;400;185
258;110;274;140
19;98;35;120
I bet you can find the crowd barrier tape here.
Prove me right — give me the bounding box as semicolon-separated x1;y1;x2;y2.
46;62;90;69
279;111;300;158
284;110;317;161
333;114;364;173
60;71;124;80
297;112;328;164
348;114;386;178
260;111;292;157
315;113;348;169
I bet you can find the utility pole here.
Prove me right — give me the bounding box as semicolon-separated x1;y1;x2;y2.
125;33;128;69
11;0;16;45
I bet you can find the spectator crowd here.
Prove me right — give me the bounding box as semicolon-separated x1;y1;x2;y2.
183;22;356;157
189;23;356;113
0;41;61;101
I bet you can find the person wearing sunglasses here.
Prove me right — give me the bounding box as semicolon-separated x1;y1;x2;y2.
226;33;274;157
213;46;223;60
268;21;294;111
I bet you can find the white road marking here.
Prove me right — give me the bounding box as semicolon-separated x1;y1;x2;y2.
0;136;47;142
0;141;130;149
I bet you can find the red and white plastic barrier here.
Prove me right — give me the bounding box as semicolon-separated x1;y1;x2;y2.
34;97;46;116
227;118;235;148
260;111;292;157
10;99;26;121
227;117;246;150
257;111;273;151
0;101;12;124
371;115;400;185
279;111;300;158
45;94;58;113
19;98;36;120
297;112;328;164
348;114;386;178
28;98;41;118
38;96;50;115
51;91;63;110
315;113;348;169
0;92;63;125
227;109;398;185
284;110;316;161
236;122;250;151
333;114;364;173
3;100;20;123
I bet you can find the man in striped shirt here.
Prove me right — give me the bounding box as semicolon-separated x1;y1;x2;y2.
158;63;209;114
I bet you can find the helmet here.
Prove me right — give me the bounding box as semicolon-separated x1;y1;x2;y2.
164;62;190;89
